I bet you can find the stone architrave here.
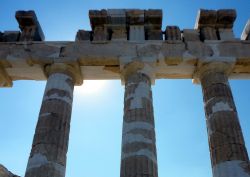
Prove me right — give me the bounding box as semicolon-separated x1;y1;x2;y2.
120;61;158;177
197;62;250;177
24;63;82;177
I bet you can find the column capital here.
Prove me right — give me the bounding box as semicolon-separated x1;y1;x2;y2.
193;60;234;84
120;61;155;85
44;63;83;86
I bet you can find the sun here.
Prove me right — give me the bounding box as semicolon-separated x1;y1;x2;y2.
74;80;107;95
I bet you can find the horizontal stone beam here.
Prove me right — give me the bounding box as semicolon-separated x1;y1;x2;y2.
0;40;250;87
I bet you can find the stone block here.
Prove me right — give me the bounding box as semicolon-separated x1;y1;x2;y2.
165;26;181;40
216;9;236;29
241;19;250;40
93;27;108;41
200;27;217;40
183;29;200;41
15;10;45;41
2;31;20;42
126;9;144;25
195;9;217;29
75;30;92;41
89;9;108;30
146;30;162;40
195;9;236;29
144;9;162;30
129;25;145;41
107;9;126;25
111;28;127;41
106;9;127;40
218;28;235;40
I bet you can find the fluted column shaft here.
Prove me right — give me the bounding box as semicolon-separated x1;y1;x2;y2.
120;68;158;177
25;64;77;177
200;66;250;177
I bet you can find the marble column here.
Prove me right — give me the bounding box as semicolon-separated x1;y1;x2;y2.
120;62;158;177
199;62;250;177
25;63;81;177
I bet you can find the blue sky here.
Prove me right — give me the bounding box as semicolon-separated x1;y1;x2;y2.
0;0;250;177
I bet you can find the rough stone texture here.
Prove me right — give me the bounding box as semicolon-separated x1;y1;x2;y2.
146;30;162;40
195;9;236;42
75;30;92;41
107;9;127;41
107;9;126;25
25;72;74;177
93;26;108;41
218;29;235;40
126;10;144;25
15;10;45;41
195;9;217;29
1;31;20;42
200;66;250;177
89;9;108;29
144;9;162;30
111;28;127;41
129;25;145;41
1;39;250;85
89;10;109;41
241;19;250;40
200;27;218;41
183;29;200;41
126;10;145;41
195;9;236;29
165;26;181;40
216;9;237;29
120;69;158;177
0;164;20;177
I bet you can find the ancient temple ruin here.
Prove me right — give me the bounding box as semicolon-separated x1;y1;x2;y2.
0;8;250;177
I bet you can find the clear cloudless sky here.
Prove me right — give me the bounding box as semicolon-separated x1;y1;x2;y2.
0;0;250;177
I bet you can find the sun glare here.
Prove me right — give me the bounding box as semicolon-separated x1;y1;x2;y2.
74;80;107;95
